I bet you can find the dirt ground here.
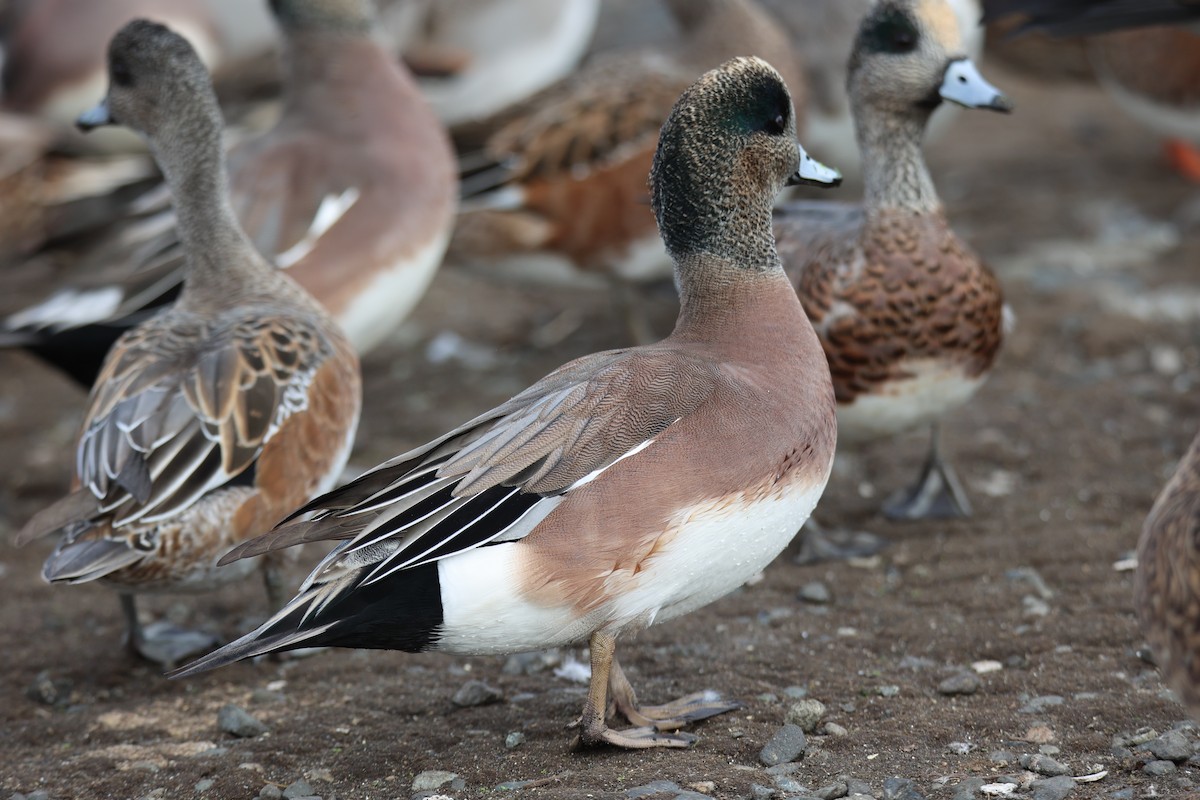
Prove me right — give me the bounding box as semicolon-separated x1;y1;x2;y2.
4;54;1200;800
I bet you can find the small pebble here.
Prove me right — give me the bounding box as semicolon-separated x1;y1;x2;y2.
282;780;314;799
258;786;282;800
194;779;214;792
1113;727;1157;747
1107;790;1133;800
878;685;900;697
1019;695;1064;714
783;685;809;699
1144;760;1177;777
26;794;50;800
452;679;502;707
989;750;1016;764
217;704;267;738
26;671;70;706
625;781;681;798
1020;754;1069;777
798;581;831;604
1030;775;1075;800
411;771;458;792
882;777;925;800
750;785;775;800
815;782;848;800
952;777;985;800
504;731;525;750
1146;729;1192;762
938;672;981;696
759;724;807;766
785;699;827;733
947;742;975;756
824;722;848;737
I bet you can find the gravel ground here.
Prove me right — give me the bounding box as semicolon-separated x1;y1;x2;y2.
3;51;1200;800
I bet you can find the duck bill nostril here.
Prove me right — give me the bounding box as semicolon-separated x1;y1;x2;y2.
76;99;115;132
938;58;1013;113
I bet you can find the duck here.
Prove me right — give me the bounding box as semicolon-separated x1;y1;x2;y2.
173;56;842;750
774;0;1011;521
14;19;363;668
982;0;1200;181
1;0;224;153
396;0;601;131
449;0;805;343
1;0;457;387
760;0;986;175
1137;428;1200;719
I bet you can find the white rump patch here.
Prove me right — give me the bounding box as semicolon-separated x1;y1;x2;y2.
6;287;124;331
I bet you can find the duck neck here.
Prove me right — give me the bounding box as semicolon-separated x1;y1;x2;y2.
280;30;386;119
153;105;271;308
856;102;941;215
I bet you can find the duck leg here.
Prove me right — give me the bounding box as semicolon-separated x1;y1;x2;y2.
120;594;217;669
608;655;740;731
882;424;972;520
573;631;698;749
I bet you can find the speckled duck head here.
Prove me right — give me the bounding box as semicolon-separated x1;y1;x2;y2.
268;0;374;35
848;0;1011;118
650;56;840;270
77;19;221;150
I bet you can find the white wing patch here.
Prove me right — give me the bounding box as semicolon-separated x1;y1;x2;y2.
6;287;124;332
566;436;657;492
275;187;361;269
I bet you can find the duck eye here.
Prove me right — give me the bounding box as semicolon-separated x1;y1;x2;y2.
762;111;787;136
111;57;135;88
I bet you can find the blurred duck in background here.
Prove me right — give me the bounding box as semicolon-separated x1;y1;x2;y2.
761;0;985;176
1;0;457;387
394;0;601;134
775;0;1012;526
449;0;805;343
15;19;363;668
1137;428;1200;722
984;0;1200;180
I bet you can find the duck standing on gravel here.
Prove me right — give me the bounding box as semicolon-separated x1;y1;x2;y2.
775;0;1012;522
175;56;842;750
14;20;363;668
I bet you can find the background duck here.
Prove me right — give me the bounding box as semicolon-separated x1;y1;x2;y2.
984;0;1200;180
1;0;457;386
1138;428;1200;721
775;0;1011;522
14;19;363;668
761;0;985;176
448;0;805;342
174;56;841;750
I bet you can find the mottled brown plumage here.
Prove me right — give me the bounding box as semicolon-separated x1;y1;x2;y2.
776;0;1010;520
15;20;361;665
1137;429;1200;718
451;0;807;286
177;57;840;751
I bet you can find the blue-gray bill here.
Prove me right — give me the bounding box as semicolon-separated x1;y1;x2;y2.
787;147;843;188
939;59;1013;113
76;100;114;132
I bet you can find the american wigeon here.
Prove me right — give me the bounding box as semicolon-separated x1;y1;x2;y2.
400;0;601;130
760;0;985;174
1137;428;1200;719
14;19;363;668
774;0;1011;521
983;0;1200;180
1;0;223;152
174;56;842;750
449;0;805;342
2;0;456;385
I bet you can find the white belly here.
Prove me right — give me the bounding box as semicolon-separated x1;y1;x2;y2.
434;473;829;655
837;361;984;442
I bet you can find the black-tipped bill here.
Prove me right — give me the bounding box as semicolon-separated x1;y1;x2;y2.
76;99;114;132
939;58;1013;113
787;145;842;188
